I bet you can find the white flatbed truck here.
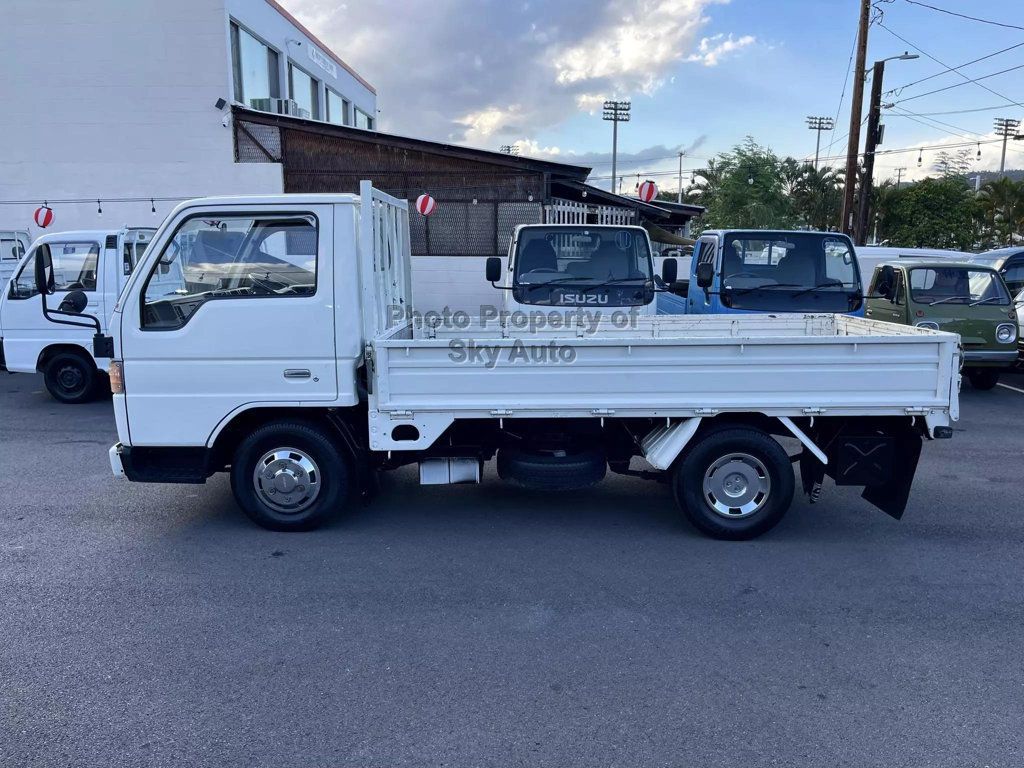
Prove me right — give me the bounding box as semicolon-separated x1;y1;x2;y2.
30;183;961;539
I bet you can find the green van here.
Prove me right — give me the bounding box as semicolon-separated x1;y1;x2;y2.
866;260;1018;390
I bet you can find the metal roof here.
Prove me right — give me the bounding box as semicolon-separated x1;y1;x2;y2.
234;107;592;179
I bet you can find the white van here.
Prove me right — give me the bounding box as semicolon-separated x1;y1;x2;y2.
855;246;972;295
0;227;155;402
0;230;31;287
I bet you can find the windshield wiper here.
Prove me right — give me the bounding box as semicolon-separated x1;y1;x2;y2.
517;275;590;289
969;296;1002;306
928;295;972;306
726;282;804;296
790;282;856;298
579;277;651;295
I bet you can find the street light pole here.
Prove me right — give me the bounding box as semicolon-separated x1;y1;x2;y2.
602;100;631;193
855;53;918;246
806;116;834;170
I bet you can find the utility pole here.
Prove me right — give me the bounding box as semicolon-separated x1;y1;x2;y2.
894;166;906;187
841;0;871;236
993;118;1021;176
855;54;917;245
806;116;835;170
602;100;631;193
677;151;685;203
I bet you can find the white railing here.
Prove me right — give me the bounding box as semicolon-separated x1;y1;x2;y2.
359;180;412;339
543;197;636;225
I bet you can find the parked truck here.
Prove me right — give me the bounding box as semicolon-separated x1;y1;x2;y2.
658;230;865;317
0;227;156;401
484;223;675;316
30;185;960;540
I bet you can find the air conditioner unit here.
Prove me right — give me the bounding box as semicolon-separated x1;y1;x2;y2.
249;98;310;120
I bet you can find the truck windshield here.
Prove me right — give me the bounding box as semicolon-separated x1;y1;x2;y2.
909;267;1010;306
512;227;653;307
719;233;862;312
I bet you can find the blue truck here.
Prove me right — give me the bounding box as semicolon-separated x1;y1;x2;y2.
658;230;865;316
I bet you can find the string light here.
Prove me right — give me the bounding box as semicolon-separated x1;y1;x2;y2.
97;200;102;216
976;143;982;159
917;148;923;166
151;198;156;214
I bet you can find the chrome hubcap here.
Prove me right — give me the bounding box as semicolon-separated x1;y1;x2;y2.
702;452;770;518
253;448;321;515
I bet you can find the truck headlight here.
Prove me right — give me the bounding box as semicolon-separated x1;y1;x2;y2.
996;323;1016;344
109;360;125;393
914;320;939;330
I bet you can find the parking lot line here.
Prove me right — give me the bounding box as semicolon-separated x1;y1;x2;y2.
997;382;1024;395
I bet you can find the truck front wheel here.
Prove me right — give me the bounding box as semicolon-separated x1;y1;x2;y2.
230;421;353;531
42;350;98;404
673;427;794;540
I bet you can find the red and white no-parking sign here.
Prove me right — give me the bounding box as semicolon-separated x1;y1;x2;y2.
415;194;436;216
34;205;54;228
638;180;658;203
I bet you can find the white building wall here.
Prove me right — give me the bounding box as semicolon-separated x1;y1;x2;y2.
0;0;375;237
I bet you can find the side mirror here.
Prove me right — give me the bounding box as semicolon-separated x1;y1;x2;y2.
661;258;678;285
34;244;54;296
58;289;88;314
696;261;714;289
486;256;502;283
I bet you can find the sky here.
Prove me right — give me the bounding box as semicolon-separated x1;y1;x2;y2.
288;0;1024;193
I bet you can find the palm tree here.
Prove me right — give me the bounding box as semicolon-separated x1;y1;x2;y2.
977;177;1020;245
791;164;844;231
687;158;728;208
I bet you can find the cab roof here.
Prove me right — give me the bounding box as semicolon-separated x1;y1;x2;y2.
876;259;1000;271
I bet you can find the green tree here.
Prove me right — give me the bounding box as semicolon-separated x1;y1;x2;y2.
886;177;975;249
689;137;794;230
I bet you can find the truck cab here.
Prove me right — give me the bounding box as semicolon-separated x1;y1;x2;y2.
487;224;671;316
660;230;864;316
0;227;156;402
865;260;1018;390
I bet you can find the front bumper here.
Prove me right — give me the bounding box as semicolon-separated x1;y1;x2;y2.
962;349;1018;364
109;443;126;478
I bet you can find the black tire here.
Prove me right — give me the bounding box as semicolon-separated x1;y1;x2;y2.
42;350;98;404
967;368;999;390
673;427;795;540
230;420;353;531
497;445;606;490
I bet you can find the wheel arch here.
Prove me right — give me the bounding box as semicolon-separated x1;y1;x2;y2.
36;343;96;373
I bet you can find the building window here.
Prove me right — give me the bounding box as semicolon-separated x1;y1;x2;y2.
230;22;280;108
326;89;350;126
354;107;374;130
288;62;319;120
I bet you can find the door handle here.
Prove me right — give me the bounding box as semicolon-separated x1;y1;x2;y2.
283;369;311;379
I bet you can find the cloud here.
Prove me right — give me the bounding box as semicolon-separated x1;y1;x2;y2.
685;33;756;66
284;0;745;148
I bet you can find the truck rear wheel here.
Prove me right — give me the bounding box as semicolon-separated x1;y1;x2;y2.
673;427;794;540
42;350;98;404
230;421;353;531
967;368;999;390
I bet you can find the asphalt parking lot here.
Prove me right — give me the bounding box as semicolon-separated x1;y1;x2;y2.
2;371;1023;767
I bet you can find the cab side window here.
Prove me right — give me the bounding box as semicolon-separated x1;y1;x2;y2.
1002;261;1024;293
9;241;100;299
141;213;318;330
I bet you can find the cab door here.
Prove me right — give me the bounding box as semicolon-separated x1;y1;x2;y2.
118;204;338;447
1;238;103;372
865;267;908;324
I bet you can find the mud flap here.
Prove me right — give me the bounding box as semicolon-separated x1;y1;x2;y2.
830;427;922;520
799;419;924;520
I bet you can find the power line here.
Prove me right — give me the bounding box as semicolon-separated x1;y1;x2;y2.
905;103;1024;117
888;61;1024;106
879;23;1024;109
824;25;860;159
903;0;1024;32
884;41;1024;96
